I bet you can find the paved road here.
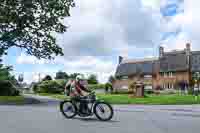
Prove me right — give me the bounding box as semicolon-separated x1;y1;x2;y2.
1;95;200;133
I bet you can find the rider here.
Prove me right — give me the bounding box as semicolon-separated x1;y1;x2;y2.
66;75;92;114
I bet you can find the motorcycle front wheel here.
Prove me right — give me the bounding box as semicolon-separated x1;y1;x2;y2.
60;100;77;119
94;101;114;121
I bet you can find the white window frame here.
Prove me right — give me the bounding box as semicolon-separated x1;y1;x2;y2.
164;72;167;77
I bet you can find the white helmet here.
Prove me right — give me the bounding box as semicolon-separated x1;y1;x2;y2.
75;75;84;82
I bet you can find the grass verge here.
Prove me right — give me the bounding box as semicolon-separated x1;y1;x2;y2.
37;93;200;105
97;94;200;105
0;96;26;105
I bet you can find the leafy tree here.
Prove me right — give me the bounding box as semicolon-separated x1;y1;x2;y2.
0;57;13;81
108;75;116;83
87;74;98;84
69;73;81;79
0;0;75;59
37;80;63;94
42;75;52;81
55;71;68;79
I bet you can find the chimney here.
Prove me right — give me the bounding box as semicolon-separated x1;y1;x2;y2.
186;43;191;66
119;56;123;64
159;46;164;58
186;43;191;52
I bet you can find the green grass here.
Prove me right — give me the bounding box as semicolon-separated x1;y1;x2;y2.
0;96;26;104
97;94;200;105
37;93;200;105
38;93;67;100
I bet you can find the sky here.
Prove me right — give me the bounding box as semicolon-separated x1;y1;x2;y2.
2;0;200;83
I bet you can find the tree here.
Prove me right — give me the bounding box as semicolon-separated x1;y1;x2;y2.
55;71;68;79
69;73;81;79
108;75;116;83
0;58;13;80
87;74;98;84
0;0;75;59
42;75;52;81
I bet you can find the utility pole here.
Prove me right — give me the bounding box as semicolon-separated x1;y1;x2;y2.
38;73;41;82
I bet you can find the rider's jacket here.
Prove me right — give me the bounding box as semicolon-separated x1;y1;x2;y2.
69;81;90;97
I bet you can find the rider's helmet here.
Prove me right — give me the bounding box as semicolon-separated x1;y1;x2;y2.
75;75;84;82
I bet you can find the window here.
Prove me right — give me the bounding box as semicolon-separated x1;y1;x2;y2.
144;75;152;79
162;84;166;89
121;76;128;80
169;72;175;77
164;72;167;77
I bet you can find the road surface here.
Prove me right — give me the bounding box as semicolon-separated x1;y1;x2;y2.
1;95;200;133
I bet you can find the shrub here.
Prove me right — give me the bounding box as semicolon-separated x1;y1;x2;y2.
32;84;39;92
188;88;194;95
36;80;63;94
111;91;129;94
88;84;106;90
0;80;20;96
145;89;154;94
55;79;67;87
159;89;178;95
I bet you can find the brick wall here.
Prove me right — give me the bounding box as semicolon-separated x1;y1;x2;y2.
113;75;155;92
112;79;131;92
157;71;190;89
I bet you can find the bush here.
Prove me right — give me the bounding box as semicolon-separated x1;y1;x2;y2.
158;89;178;95
32;84;39;92
188;88;194;95
55;79;67;87
0;80;20;96
36;80;63;94
145;89;154;94
88;84;106;90
111;91;129;94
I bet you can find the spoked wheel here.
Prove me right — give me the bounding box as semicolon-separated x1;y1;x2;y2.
60;101;77;119
94;102;114;121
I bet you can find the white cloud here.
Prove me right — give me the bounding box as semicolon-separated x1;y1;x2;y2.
162;0;200;51
141;0;161;10
14;0;171;83
57;0;165;56
16;53;51;65
16;55;116;83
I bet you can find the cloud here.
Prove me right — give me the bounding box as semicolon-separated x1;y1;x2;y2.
141;0;161;10
161;0;200;51
16;53;51;65
15;0;180;83
57;0;165;57
16;55;116;83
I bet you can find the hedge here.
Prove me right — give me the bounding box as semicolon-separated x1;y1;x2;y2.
0;80;20;96
88;84;106;90
35;80;64;94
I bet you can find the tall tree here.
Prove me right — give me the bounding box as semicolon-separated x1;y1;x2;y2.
0;0;75;59
42;75;52;81
87;74;98;84
69;73;81;79
55;71;68;79
0;57;13;80
108;75;116;83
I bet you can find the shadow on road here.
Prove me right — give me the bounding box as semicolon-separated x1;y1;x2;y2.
68;117;120;123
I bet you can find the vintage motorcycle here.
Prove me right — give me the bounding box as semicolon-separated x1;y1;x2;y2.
60;92;114;121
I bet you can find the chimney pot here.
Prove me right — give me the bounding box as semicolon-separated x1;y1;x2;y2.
119;56;123;64
159;46;164;58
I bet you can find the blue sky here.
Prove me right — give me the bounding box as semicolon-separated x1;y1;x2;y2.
3;0;200;83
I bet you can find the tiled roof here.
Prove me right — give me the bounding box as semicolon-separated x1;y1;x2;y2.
121;57;158;64
191;51;200;72
115;58;158;77
159;50;189;72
